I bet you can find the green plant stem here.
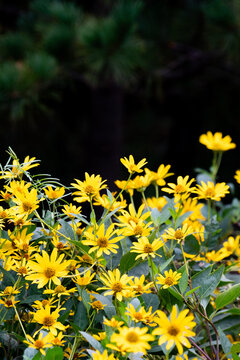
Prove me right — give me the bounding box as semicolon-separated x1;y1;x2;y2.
14;305;28;340
69;336;79;360
189;338;212;360
142;191;150;212
155;184;159;198
211;151;223;182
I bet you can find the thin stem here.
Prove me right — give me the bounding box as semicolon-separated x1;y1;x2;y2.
189;338;212;360
14;305;28;340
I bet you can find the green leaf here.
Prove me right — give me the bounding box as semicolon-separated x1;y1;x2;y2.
218;327;232;355
80;331;104;352
199;264;224;300
216;283;240;310
191;266;212;290
167;287;183;301
45;347;64;360
183;235;200;255
92;293;116;318
231;343;240;360
185;286;200;297
159;256;175;272
119;251;137;273
73;302;88;330
178;269;188;294
151;206;171;226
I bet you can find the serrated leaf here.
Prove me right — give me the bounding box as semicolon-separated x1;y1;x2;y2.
216;283;240;310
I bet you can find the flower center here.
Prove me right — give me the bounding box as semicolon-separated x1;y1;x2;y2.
175;229;184;240
57;242;65;250
112;281;123;292
205;188;215;198
44;267;56;279
84;185;95;195
5;299;13;307
134;312;144;321
34;340;44;349
126;331;139;343
168;325;180;336
165;276;174;286
55;285;66;293
97;237;108;248
18;266;28;275
134;225;143;236
175;184;185;193
22;201;33;212
92;300;104;309
42;315;55;327
143;243;153;253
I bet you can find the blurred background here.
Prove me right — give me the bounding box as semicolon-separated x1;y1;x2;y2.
0;0;240;190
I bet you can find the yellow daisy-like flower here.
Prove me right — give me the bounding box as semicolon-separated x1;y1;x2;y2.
12;187;43;215
92;350;116;360
0;156;40;180
162;224;193;243
222;236;239;255
44;284;76;297
0;296;19;308
125;303;154;324
90;300;106;313
120;155;147;174
94;193;127;211
131;173;153;191
199;131;236;151
49;331;66;347
156;269;182;288
153;305;196;354
177;198;206;222
82;223;123;257
110;326;154;354
193;181;229;201
32;304;67;336
145;164;174;186
24;333;52;356
103;317;124;328
44;185;65;200
71;173;107;203
26;248;70;288
130;236;163;260
62;203;82;218
146;196;168;212
117;203;150;227
162;176;195;201
73;269;96;287
128;275;153;296
234;170;240;184
115;179;134;197
98;268;132;301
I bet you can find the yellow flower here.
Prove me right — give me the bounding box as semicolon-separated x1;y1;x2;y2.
90;300;106;312
24;333;52;356
234;170;240;184
26;248;70;288
125;304;154;324
82;223;123;258
131;173;153;191
71;173;107;203
103;317;124;328
117;203;150;227
92;350;116;360
153;305;196;354
120;155;147;174
62;203;82;218
222;236;239;255
193;181;229;201
145;164;174;186
49;331;66;347
0;156;40;180
115;179;134;196
177;198;206;222
110;326;154;354
44;185;65;200
98;268;132;301
92;332;106;341
156;269;182;288
12;187;43;215
130;236;163;260
146;196;168;212
0;296;19;308
73;269;96;287
128;275;153;295
44;284;76;297
162;176;195;201
93;193;127;211
162;224;193;243
32;304;67;336
199;131;236;151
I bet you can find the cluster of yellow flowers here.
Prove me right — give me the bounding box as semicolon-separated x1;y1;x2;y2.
0;132;239;360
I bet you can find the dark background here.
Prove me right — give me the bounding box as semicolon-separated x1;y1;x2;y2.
0;0;239;191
